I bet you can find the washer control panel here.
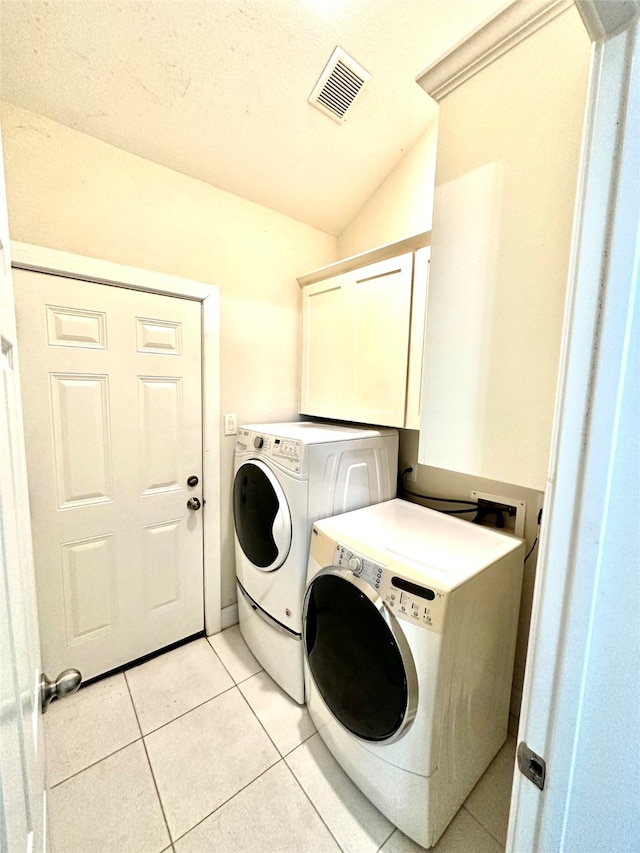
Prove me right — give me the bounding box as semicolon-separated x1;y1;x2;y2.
333;542;446;633
236;429;302;473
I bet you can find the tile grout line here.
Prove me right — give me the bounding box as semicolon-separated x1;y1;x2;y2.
135;682;238;737
205;631;264;686
163;667;328;846
204;635;237;684
234;674;319;761
462;804;507;849
48;735;144;790
282;746;350;853
170;756;284;847
375;826;397;852
235;680;286;758
283;727;317;757
122;669;144;739
120;632;263;741
123;641;279;846
129;632;333;848
216;630;350;850
219;639;348;847
132;656;278;847
211;631;315;756
123;671;175;849
125;637;236;736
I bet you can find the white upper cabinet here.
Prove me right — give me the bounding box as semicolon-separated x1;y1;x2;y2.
300;239;430;428
416;5;591;490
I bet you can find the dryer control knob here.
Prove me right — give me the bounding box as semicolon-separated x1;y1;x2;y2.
254;436;264;449
348;555;363;575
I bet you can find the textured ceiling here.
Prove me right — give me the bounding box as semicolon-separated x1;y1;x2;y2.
0;0;507;235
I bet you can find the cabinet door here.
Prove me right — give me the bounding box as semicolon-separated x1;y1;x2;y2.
349;253;413;426
300;272;350;419
417;11;589;490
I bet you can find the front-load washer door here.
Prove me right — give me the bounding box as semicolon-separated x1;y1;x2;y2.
233;459;293;571
304;567;418;743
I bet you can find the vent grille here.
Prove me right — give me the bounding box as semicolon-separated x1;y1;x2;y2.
309;47;370;124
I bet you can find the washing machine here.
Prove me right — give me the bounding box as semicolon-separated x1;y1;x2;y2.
303;498;524;848
233;421;398;704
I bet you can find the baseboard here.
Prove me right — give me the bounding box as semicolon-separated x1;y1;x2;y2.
221;602;239;630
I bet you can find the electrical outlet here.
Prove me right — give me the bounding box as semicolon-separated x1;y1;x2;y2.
470;490;526;539
224;413;237;435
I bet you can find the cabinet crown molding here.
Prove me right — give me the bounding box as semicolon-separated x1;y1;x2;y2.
298;231;430;287
416;0;575;102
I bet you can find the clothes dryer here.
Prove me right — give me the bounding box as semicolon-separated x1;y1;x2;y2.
233;421;398;703
303;499;524;848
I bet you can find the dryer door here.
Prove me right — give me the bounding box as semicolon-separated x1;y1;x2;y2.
303;567;418;743
233;459;292;571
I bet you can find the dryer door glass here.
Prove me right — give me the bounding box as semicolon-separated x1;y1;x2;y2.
233;461;292;570
305;573;408;741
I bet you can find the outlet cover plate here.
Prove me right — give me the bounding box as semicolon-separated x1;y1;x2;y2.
224;413;237;435
471;490;526;539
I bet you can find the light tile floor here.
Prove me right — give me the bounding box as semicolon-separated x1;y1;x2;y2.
45;628;517;853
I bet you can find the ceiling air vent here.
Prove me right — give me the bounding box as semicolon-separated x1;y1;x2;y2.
309;47;371;124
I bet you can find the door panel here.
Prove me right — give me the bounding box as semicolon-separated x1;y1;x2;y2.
142;518;183;612
46;303;107;348
61;534;116;643
50;373;113;507
15;269;204;681
138;376;182;493
136;317;182;354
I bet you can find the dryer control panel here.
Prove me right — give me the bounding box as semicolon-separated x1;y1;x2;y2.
236;429;302;473
334;543;447;633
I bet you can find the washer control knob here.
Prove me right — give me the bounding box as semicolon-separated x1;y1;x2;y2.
254;436;264;449
348;555;362;575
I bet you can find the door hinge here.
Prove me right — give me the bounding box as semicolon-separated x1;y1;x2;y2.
517;741;546;790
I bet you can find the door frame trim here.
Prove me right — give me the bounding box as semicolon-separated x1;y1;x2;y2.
10;240;222;635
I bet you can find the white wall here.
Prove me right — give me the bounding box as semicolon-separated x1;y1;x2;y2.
399;430;542;725
337;120;438;258
0;101;337;611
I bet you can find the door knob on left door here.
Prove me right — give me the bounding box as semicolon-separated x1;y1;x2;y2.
40;668;82;713
187;497;201;510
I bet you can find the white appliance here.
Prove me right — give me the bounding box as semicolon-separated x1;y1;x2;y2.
303;498;524;848
233;421;398;704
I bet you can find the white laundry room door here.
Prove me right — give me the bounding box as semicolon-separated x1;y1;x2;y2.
0;241;46;849
14;268;204;681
